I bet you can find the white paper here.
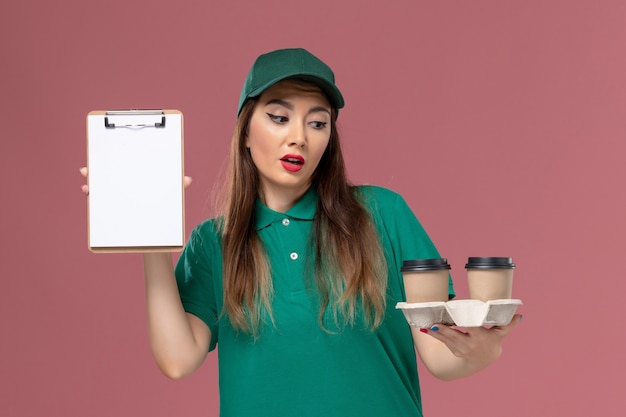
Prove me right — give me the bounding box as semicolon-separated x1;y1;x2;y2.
87;111;184;250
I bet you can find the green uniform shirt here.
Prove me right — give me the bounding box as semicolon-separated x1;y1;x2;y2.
175;185;454;417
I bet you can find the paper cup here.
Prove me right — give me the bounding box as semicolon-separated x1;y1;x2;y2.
401;258;450;303
466;257;515;301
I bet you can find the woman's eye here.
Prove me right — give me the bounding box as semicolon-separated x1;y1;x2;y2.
267;113;288;123
310;121;327;129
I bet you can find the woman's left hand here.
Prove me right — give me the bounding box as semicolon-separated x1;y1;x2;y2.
423;314;522;364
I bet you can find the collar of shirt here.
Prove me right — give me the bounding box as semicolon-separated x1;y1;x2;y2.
254;187;318;230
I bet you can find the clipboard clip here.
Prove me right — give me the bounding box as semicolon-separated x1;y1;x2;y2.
104;110;166;129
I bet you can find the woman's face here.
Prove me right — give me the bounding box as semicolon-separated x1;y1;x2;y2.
246;80;332;207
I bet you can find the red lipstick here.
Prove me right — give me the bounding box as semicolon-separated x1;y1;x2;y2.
280;154;305;172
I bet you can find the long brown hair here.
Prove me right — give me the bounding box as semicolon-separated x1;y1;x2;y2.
219;81;387;336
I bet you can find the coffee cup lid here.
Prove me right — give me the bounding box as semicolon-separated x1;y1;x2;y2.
401;258;451;272
465;257;516;269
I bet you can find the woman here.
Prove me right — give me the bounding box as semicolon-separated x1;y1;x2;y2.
82;48;521;416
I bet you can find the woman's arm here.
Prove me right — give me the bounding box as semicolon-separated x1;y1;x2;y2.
378;190;522;380
143;253;210;380
412;315;522;380
80;168;208;379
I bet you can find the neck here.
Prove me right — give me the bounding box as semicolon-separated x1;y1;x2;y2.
259;184;309;213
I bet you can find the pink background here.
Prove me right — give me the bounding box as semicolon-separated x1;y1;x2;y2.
2;1;625;416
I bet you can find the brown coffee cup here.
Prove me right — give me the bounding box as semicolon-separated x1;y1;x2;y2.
401;258;451;303
465;257;515;301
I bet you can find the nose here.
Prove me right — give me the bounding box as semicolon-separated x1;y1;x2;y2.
288;120;306;148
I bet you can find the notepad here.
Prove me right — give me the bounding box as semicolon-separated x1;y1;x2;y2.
86;110;184;252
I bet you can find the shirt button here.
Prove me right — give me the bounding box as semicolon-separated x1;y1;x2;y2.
282;218;290;226
290;252;298;260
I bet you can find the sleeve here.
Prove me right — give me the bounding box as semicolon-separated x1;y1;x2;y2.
366;186;456;299
174;221;221;351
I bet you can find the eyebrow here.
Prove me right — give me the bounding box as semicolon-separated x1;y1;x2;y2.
264;99;331;116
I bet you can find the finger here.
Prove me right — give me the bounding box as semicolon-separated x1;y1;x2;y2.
81;184;89;195
491;314;523;336
183;176;193;189
419;324;472;357
80;167;88;177
419;324;461;341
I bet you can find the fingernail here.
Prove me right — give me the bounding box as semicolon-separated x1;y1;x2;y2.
430;326;439;332
419;328;428;334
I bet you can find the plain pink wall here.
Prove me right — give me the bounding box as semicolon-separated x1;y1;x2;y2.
2;0;625;416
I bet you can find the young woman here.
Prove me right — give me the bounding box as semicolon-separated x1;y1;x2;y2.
82;48;521;417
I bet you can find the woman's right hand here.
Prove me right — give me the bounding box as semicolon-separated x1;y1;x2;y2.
79;167;193;195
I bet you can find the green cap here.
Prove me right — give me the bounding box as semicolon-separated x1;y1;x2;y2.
237;48;345;116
